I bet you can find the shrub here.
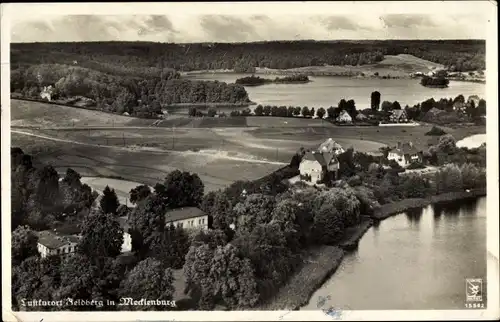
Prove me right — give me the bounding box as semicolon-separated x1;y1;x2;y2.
407;162;426;170
425;126;447;136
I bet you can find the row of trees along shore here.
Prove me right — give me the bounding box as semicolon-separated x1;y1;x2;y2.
190;92;485;126
10;64;251;118
12;132;486;310
11;40;485;72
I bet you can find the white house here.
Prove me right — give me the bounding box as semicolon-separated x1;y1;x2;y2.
117;216;133;253
40;86;54;101
35;230;80;258
299;138;342;183
165;207;209;230
336;110;352;123
467;95;480;107
387;142;422;168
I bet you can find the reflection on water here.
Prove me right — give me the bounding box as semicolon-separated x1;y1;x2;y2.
302;197;487;310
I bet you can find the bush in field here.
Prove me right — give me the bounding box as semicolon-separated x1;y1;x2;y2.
435;164;463;193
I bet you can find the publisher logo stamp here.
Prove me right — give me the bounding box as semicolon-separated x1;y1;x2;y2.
465;278;483;302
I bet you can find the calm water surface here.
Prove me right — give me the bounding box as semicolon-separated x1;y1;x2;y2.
185;73;485;110
302;197;487;310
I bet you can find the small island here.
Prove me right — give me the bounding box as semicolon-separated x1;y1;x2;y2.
420;75;450;88
235;74;310;86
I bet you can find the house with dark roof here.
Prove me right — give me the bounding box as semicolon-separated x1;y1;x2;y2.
389;109;408;123
387;142;422;168
299;138;341;183
36;230;81;258
165;207;209;230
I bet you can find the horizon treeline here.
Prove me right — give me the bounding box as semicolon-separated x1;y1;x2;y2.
11;40;485;72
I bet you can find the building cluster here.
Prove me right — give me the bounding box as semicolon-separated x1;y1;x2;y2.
299;138;422;185
35;206;209;257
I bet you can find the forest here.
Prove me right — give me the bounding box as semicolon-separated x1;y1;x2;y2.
10;64;250;118
11;40;485;72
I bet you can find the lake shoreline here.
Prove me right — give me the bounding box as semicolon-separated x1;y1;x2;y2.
262;189;486;311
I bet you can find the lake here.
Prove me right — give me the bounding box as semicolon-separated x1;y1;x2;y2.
301;197;487;310
184;73;486;111
456;134;487;149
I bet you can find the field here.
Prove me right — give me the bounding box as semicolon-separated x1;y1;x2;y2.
10;99;485;193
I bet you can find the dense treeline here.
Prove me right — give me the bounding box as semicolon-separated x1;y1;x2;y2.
420;76;450;87
11;40;485;72
235;74;310;86
10;64;250;118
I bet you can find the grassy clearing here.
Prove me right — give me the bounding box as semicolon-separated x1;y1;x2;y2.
256;246;344;310
245;116;332;128
11;99;139;128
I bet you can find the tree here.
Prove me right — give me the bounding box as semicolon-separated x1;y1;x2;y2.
149;224;190;269
78;210;124;259
100;185;120;215
293;106;301;116
254;105;264;116
12;226;39;266
129;185;152;205
208;191;234;230
119;258;175;310
310;107;316;117
345;99;357;118
371;91;381;111
263;105;271;116
207;108;217;117
437;134;457;154
301;106;310;117
312;204;345;245
381;101;393;112
128;194;168;258
188;107;197;117
435;164;463;193
157;170;204;208
392;101;402;110
316;108;326;119
233;194;275;233
327;107;335;119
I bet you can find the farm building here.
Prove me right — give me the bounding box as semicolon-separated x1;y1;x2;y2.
387;142;422;168
299;138;342;184
165;207;209;230
389;109;408;123
35;230;80;258
336;110;353;123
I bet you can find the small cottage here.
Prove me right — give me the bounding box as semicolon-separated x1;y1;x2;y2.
389;110;408;123
387;142;422;168
336;110;352;123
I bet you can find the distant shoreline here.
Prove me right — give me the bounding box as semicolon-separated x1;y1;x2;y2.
182;69;485;83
